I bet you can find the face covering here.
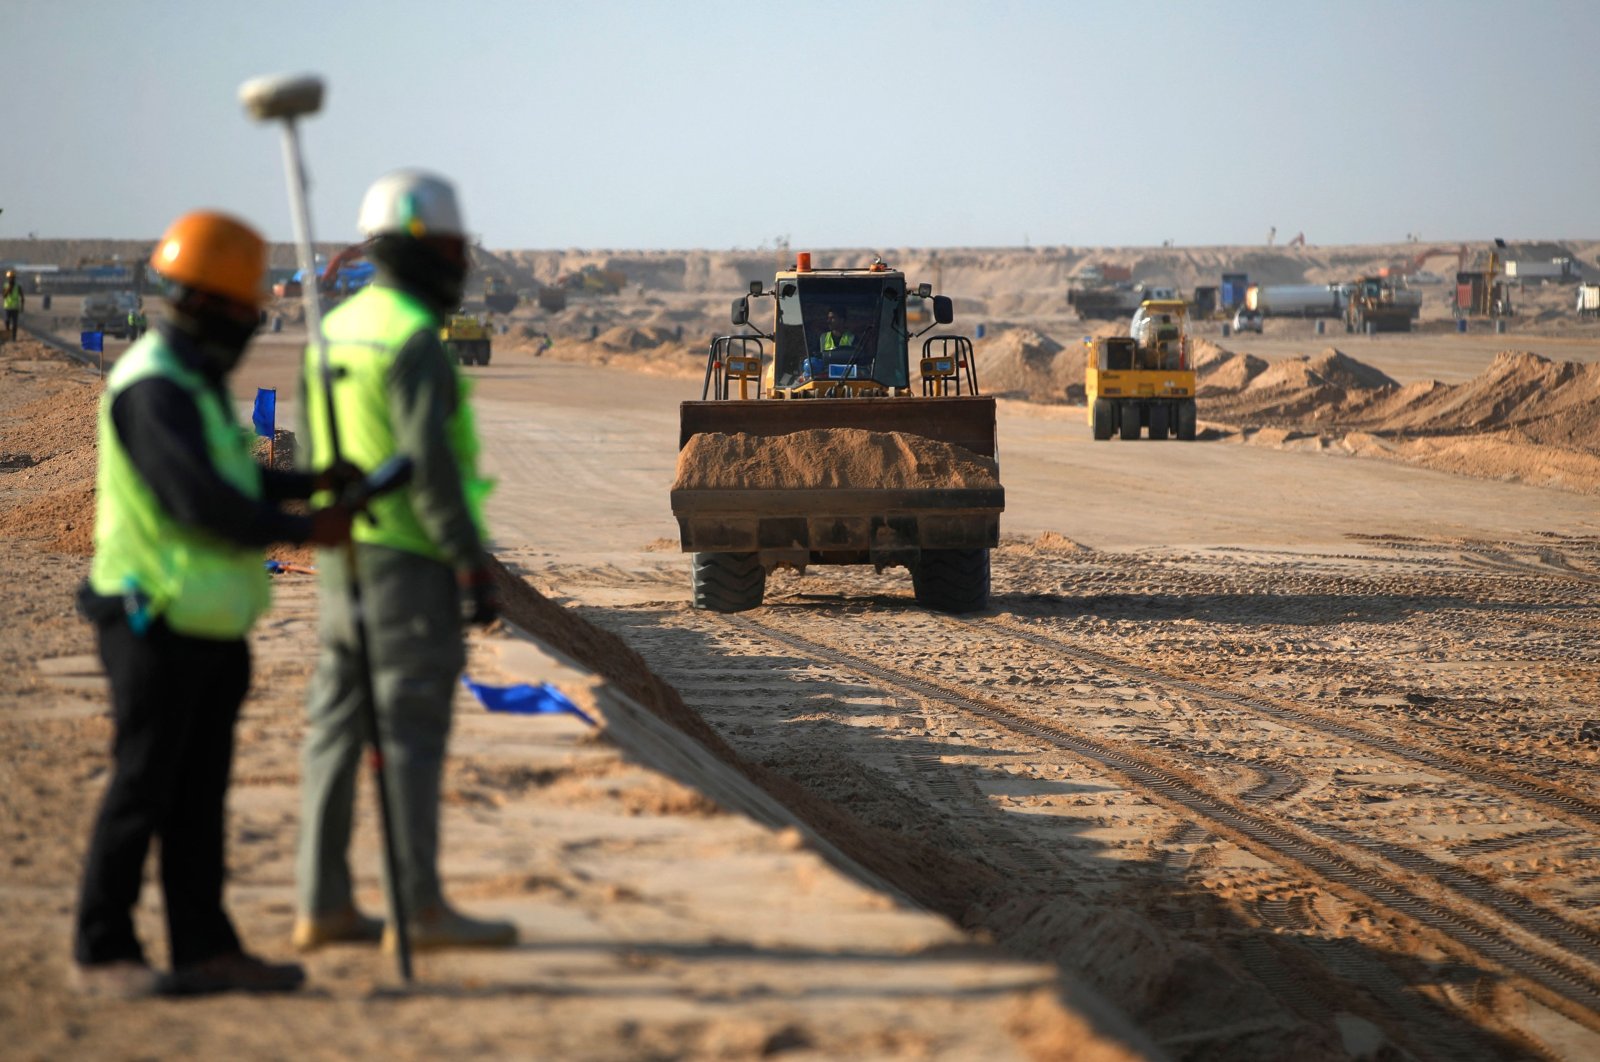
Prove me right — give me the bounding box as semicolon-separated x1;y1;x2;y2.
370;235;469;314
171;300;260;376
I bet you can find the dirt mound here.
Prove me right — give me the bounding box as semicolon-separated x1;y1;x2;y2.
1357;350;1600;442
1191;338;1267;396
1304;347;1399;391
252;429;296;472
1205;344;1600;493
1201;345;1399;425
974;327;1082;402
672;428;1000;491
0;340;102;553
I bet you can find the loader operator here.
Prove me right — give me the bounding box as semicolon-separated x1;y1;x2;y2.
3;269;23;340
293;169;516;954
73;211;357;999
819;306;855;353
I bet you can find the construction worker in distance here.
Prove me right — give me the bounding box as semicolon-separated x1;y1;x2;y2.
294;170;515;954
819;306;855;353
2;269;24;340
126;303;148;340
73;211;358;1000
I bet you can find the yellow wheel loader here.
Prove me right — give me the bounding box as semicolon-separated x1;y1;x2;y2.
671;254;1003;613
1084;297;1197;440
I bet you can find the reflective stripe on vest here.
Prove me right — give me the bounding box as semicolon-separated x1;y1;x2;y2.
89;334;271;638
822;331;855;351
305;285;491;561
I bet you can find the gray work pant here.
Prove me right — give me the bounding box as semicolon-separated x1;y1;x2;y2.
296;544;465;917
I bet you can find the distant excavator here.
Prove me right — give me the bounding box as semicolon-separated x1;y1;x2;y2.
272;244;372;301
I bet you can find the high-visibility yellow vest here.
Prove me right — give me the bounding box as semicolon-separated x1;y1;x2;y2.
3;285;21;310
304;285;491;561
89;334;271;638
822;330;855;351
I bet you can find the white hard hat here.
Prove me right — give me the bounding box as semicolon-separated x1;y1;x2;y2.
356;169;465;239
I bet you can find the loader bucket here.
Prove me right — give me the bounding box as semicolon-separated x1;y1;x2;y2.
677;395;997;458
671;395;1002;562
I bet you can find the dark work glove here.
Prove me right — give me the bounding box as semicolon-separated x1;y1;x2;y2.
458;565;499;626
313;460;364;498
307;505;354;547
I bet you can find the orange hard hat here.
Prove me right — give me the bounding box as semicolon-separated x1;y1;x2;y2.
149;211;267;306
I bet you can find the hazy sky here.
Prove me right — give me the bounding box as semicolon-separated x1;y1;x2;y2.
9;0;1598;250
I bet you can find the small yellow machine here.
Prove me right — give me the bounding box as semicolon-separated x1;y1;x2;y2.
1084;297;1197;440
441;313;492;366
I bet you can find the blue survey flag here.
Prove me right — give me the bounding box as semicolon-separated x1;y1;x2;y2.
80;331;104;353
252;387;276;438
462;678;596;726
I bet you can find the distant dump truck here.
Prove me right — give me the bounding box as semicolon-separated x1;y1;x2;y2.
1084;297;1197;441
671;254;1002;613
441;313;492;365
1068;285;1145;320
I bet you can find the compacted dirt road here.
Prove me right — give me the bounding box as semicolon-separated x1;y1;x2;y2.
460;346;1600;1059
7;316;1600;1058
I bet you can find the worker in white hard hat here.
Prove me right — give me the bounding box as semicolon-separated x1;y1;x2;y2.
293;170;514;953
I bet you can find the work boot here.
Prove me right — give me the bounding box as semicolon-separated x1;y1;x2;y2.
291;905;385;952
158;951;306;996
71;960;160;1001
384;903;518;953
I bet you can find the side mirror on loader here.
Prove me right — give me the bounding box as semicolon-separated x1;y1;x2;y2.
731;297;748;326
933;295;954;325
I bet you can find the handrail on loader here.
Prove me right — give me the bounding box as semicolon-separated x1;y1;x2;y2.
920;335;979;397
701;335;766;401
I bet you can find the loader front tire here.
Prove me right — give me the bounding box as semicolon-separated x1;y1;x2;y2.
692;551;766;612
913;548;991;614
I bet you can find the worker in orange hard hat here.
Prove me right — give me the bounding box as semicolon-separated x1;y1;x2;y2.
73;210;359;999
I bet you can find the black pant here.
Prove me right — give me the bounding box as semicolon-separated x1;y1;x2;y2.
4;308;17;338
75;618;249;968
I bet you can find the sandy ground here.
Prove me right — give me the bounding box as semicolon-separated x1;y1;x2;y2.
7;237;1600;1059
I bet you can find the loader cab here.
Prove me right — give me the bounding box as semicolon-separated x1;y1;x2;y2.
767;268;914;395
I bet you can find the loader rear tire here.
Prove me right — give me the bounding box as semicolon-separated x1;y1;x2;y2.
913;548;990;614
1148;403;1169;440
1119;404;1141;441
1176;399;1197;441
692;551;766;612
1091;399;1114;440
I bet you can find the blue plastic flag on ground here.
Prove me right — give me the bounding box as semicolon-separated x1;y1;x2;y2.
252;388;276;438
463;678;596;726
80;331;104;353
